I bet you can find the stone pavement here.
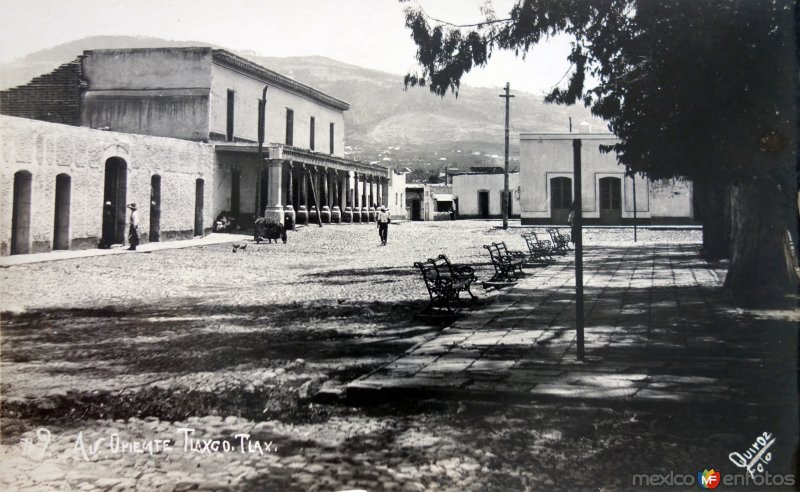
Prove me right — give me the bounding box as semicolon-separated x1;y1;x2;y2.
0;233;252;267
343;243;797;414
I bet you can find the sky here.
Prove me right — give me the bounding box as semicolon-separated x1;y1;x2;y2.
0;0;575;95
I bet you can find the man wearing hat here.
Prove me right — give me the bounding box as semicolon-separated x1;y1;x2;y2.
376;205;391;245
127;203;140;251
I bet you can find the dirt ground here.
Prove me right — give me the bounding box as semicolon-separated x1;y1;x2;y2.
2;221;752;492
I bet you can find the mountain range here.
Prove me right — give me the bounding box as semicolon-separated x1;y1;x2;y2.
0;35;605;175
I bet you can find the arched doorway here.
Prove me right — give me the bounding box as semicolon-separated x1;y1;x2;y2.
194;178;205;236
53;173;71;250
11;170;33;255
599;176;622;225
102;158;128;245
550;177;572;224
478;190;490;218
150;175;161;242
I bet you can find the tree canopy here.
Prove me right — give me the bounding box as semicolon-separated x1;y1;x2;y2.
401;0;798;304
402;0;796;184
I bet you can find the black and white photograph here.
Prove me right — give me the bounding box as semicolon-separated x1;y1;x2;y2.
0;0;797;490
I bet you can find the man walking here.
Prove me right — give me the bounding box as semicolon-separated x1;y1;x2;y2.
377;206;390;245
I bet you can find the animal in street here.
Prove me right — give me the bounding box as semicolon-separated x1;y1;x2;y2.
255;218;287;244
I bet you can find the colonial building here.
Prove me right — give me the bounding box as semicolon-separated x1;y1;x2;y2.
451;170;521;219
0;47;389;255
519;133;694;225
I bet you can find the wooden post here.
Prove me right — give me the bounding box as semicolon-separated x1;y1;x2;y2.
307;168;323;227
573;138;585;361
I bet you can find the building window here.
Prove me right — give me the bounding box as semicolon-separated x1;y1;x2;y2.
329;123;335;154
226;90;235;142
310;116;315;151
286;109;294;146
550;177;572;210
599;177;622;210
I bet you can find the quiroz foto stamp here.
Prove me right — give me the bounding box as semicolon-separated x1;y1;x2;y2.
19;427;278;462
728;431;775;479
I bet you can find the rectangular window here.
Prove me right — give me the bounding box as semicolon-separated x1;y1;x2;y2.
329;123;335;154
286;109;294;146
226;90;235;142
309;117;315;151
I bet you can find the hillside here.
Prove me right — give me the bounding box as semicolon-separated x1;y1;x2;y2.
0;35;605;173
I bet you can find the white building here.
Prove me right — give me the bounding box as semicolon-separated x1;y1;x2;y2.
519;133;694;225
452;171;520;219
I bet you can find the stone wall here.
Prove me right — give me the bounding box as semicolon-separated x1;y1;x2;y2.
0;59;83;126
81;48;212;141
0;116;215;255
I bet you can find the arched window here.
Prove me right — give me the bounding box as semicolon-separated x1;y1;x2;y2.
150;175;162;242
53;173;71;250
11;170;33;255
195;178;205;236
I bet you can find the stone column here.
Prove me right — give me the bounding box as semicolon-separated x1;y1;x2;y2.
361;174;367;208
264;159;284;224
320;167;328;208
340;171;347;208
382;177;389;207
353;173;360;208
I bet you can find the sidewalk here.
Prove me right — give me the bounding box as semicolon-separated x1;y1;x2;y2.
342;243;797;414
0;233;251;267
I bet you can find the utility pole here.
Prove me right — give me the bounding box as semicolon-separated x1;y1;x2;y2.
499;82;515;230
255;85;268;241
573;138;585;361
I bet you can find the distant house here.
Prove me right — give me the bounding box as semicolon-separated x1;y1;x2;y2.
405;183;454;221
519;133;694;225
0;47;388;255
452;170;520;219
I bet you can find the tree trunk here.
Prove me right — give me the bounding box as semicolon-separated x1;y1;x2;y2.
724;179;798;306
696;180;731;260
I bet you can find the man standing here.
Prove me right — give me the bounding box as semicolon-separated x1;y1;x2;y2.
377;206;391;245
127;203;140;251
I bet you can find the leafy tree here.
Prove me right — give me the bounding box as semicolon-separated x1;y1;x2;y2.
402;0;797;305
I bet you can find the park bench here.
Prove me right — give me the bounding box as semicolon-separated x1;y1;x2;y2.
521;232;553;265
483;242;525;283
414;255;478;313
546;228;572;255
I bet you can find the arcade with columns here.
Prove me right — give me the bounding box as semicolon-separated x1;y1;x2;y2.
216;144;391;227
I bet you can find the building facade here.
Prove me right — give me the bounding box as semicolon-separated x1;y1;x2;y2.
0;48;390;255
452;171;521;219
519;133;694;225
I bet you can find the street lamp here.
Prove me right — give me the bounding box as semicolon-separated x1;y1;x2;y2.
579;121;592;133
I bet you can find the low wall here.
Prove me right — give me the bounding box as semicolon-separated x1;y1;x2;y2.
0;115;215;255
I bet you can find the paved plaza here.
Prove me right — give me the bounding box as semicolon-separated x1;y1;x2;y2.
0;221;796;491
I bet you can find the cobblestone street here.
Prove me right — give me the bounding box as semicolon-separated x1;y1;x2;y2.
1;221;796;491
